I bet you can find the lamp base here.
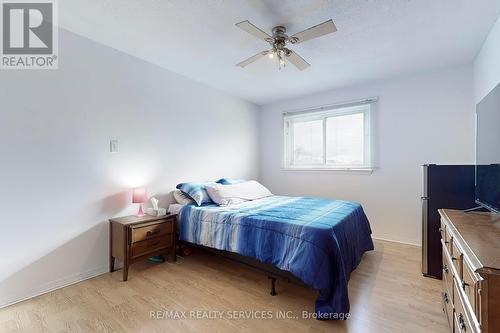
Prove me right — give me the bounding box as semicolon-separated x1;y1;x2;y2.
136;204;144;217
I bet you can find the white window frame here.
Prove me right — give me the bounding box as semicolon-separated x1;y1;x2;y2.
283;98;376;172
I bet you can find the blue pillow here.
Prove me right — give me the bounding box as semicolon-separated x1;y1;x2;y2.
216;178;246;185
176;182;215;206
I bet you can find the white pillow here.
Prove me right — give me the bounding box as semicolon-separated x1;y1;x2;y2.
206;181;272;206
173;189;195;205
168;203;185;215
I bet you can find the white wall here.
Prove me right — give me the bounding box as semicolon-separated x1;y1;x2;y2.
0;29;259;307
259;66;475;245
474;15;500;104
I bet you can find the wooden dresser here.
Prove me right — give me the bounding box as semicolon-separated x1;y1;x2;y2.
439;209;500;333
109;214;177;281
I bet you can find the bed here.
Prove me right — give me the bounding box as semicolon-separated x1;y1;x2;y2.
178;195;374;319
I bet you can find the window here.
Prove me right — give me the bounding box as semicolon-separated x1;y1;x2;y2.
284;101;374;171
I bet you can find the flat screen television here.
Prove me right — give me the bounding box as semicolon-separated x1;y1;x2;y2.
476;82;500;214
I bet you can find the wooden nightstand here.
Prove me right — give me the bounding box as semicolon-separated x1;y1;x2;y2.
109;214;177;281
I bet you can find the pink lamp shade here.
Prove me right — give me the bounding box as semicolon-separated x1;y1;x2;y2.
132;188;147;203
132;188;147;216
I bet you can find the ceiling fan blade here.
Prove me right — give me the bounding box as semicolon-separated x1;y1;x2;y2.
236;51;269;68
290;19;337;44
235;20;272;41
286;50;310;71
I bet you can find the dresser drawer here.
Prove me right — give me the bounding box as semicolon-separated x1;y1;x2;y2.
441;219;453;254
454;278;478;333
442;266;453;331
462;257;481;319
450;237;463;279
131;221;173;243
442;242;454;302
442;285;453;331
440;219;446;241
131;236;172;258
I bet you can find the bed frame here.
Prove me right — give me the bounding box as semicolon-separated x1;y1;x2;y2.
178;241;307;296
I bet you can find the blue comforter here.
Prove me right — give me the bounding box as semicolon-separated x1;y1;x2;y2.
179;196;374;318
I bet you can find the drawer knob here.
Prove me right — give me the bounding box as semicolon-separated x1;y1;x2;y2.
146;228;161;236
443;264;449;274
462;281;469;290
458;313;466;331
451;256;457;261
443;292;449;304
444;240;449;244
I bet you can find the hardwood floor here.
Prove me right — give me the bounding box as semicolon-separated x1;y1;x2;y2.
0;240;448;333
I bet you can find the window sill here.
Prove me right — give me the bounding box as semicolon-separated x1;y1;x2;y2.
281;167;375;174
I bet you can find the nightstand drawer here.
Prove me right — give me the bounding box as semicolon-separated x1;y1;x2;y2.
131;221;173;243
131;236;172;258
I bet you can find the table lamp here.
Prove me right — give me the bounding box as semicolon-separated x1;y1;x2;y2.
132;188;147;217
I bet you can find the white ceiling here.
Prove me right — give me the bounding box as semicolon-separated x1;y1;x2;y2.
60;0;500;105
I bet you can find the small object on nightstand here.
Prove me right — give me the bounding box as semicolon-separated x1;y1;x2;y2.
146;197;167;216
132;188;148;217
146;208;167;216
109;214;177;281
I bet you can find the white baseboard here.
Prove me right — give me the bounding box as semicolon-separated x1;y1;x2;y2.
372;236;421;247
0;265;109;309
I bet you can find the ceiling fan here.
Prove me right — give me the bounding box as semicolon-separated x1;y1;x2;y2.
235;19;337;71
